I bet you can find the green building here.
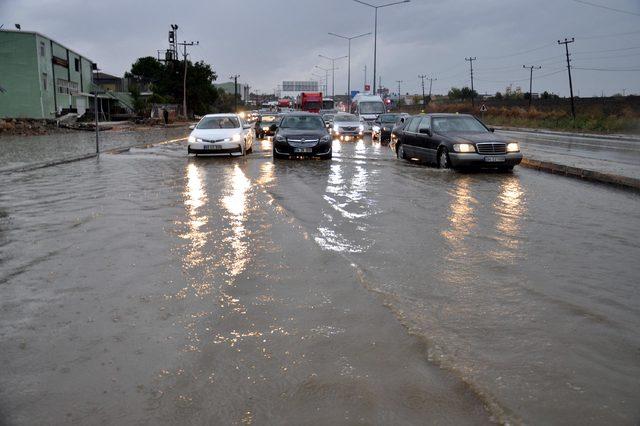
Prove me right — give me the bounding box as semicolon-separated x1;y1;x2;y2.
0;29;95;119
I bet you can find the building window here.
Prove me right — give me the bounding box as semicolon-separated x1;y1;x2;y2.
75;58;80;72
56;79;79;95
40;41;45;57
42;73;47;90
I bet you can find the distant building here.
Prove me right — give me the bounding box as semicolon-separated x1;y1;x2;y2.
0;29;95;118
94;72;127;93
215;82;250;101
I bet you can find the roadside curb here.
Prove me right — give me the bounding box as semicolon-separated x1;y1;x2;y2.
521;157;640;191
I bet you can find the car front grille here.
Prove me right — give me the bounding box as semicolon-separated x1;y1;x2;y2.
341;126;358;132
476;142;507;155
287;138;319;148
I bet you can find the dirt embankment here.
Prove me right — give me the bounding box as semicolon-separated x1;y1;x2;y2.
0;118;191;137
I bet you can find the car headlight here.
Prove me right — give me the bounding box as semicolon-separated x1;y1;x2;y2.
232;134;241;142
372;125;380;132
188;135;196;143
506;142;520;152
262;126;269;131
275;135;286;142
320;135;331;142
359;124;365;132
453;143;475;153
333;124;340;133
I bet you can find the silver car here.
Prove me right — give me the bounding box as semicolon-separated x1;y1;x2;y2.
331;113;364;140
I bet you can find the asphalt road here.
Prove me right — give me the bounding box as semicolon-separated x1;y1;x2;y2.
1;134;639;425
498;129;640;180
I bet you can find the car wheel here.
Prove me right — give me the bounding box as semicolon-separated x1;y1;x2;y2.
438;147;451;169
396;143;406;160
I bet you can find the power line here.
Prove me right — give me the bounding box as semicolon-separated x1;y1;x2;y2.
483;42;557;60
579;29;640;40
573;45;640;54
573;67;640;71
570;0;640;17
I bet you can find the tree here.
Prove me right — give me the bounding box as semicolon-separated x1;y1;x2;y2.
448;86;477;100
448;87;462;99
126;57;220;116
495;91;503;100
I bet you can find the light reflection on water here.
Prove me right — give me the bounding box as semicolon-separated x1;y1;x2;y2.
182;163;209;268
221;164;251;278
490;177;526;263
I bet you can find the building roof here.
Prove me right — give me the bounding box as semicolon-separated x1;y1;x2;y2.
94;72;122;80
0;29;94;63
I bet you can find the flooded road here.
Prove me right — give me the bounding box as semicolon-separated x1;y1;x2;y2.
1;135;639;425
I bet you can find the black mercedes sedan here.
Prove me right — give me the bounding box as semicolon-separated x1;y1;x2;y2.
393;113;523;170
271;113;332;159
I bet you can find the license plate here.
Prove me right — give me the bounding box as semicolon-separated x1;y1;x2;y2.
204;145;222;150
294;147;312;153
485;156;506;162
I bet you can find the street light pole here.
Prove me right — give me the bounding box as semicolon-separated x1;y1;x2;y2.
353;0;410;95
315;66;331;95
318;54;347;99
328;32;371;104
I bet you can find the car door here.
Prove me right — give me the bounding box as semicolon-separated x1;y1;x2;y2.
415;117;438;164
402;117;421;157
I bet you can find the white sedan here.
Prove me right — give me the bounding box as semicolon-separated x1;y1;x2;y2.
187;114;254;156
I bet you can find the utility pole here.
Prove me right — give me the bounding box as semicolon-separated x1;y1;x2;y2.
178;40;199;118
427;77;436;98
378;76;382;94
396;80;402;104
523;65;542;109
558;37;576;120
230;75;240;112
418;74;427;107
465;57;476;107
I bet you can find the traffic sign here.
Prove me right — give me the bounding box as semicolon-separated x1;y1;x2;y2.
364;84;371;92
480;104;488;112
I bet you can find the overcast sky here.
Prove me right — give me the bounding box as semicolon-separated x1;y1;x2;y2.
2;0;639;97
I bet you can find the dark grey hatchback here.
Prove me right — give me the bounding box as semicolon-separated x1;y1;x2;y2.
271;113;332;160
393;113;523;170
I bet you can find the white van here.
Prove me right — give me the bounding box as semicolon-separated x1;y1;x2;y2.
350;94;386;132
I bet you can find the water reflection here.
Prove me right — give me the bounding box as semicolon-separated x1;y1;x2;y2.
183;163;209;268
441;177;477;284
490;176;526;263
221;165;251;277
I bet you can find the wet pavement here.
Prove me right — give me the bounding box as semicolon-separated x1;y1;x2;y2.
1;134;639;425
498;129;640;181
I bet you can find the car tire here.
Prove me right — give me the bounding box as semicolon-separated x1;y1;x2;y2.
396;143;406;160
438;147;451;169
247;143;253;154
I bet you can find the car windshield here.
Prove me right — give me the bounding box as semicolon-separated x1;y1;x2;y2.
322;114;335;121
197;116;239;129
280;115;325;130
379;114;400;123
432;116;487;133
334;114;358;122
260;115;278;122
359;102;385;114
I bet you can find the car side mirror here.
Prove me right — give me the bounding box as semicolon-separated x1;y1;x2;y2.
489;127;495;132
269;124;277;132
189;124;196;130
419;128;432;136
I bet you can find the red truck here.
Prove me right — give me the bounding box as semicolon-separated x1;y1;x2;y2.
278;98;291;108
297;92;323;113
